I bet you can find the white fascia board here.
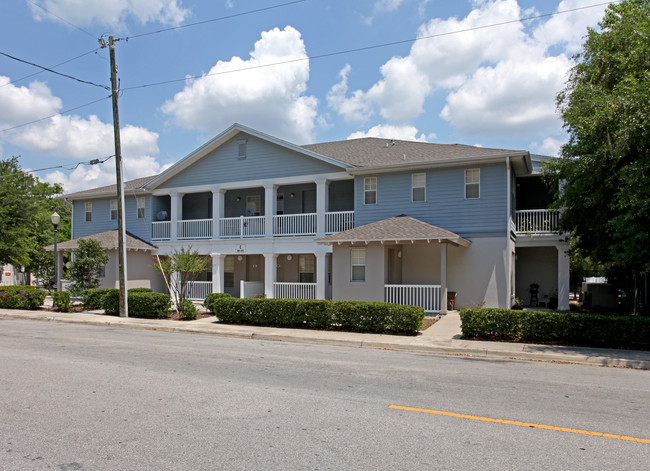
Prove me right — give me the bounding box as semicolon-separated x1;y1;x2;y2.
346;152;529;175
145;123;352;191
317;237;471;247
150;171;352;196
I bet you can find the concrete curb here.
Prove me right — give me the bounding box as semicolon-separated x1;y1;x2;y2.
1;309;648;369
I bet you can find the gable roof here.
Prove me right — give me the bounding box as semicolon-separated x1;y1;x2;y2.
316;215;471;247
303;137;530;173
64;175;157;200
45;230;158;252
145;123;353;190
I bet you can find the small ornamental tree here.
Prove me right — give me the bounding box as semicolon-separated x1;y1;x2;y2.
155;247;209;318
68;239;109;294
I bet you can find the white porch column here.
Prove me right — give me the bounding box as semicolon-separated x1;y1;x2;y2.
211;253;225;294
169;192;183;240
557;245;570;311
315;252;327;300
440;242;448;315
316;179;329;237
212;190;224;239
264;185;277;238
263;253;278;299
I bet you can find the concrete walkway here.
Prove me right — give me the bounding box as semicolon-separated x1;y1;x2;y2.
1;307;648;369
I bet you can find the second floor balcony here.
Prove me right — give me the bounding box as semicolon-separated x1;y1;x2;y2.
515;209;559;235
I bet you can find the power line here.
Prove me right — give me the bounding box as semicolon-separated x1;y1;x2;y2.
121;0;619;92
0;50;110;90
26;0;97;39
0;95;111;133
0;48;102;88
122;0;306;41
0;155;114;181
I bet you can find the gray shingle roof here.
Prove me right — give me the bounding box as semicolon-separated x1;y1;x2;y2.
64;175;158;199
302;138;524;168
316;215;471;247
45;230;158;252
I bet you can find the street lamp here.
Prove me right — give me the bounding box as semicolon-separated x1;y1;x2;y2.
50;212;60;295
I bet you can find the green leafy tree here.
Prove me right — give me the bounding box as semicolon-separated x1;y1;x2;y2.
546;0;650;275
68;239;109;294
154;247;209;318
0;157;70;281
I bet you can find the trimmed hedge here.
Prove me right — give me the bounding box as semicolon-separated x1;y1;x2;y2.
82;288;114;310
103;289;171;319
52;291;71;312
203;294;424;335
460;308;650;348
0;285;46;310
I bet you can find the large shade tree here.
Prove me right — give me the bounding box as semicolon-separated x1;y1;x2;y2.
547;0;650;276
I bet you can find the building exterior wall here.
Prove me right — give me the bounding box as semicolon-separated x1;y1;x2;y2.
72;195;153;242
331;243;385;302
515;246;558;306
157;134;343;189
102;250;166;292
354;163;507;238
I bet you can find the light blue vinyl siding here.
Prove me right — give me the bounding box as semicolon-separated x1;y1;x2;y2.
354;163;507;238
73;195;154;242
158;134;343;189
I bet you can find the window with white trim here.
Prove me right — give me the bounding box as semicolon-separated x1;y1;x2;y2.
137;197;146;219
465;168;480;199
110;199;117;220
364;177;377;205
237;139;247;159
224;256;234;288
351;248;366;282
299;255;315;283
85;202;92;222
412;173;426;202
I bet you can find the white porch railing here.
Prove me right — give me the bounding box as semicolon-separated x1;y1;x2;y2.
384;284;441;314
515;209;559;234
273;213;317;236
186;281;212;301
220;216;265;238
152;221;171;240
274;282;317;299
178;219;213;239
326;210;354;234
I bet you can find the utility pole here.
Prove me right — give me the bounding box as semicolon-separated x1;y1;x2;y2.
102;35;129;317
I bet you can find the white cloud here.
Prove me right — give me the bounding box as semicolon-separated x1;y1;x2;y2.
530;136;565;157
374;0;407;11
0;77;62;128
29;0;189;27
347;124;428;141
161;26;319;143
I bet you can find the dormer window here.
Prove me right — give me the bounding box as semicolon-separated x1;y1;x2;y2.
238;139;247;159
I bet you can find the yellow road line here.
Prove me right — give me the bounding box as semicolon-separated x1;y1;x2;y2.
388;405;650;444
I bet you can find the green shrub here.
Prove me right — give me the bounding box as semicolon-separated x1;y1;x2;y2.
52;291;71;312
0;285;47;310
203;292;232;314
102;289;170;319
82;288;114;310
203;296;424;335
178;299;198;320
460;308;650;348
128;287;153;293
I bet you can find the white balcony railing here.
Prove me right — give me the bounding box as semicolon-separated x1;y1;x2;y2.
273;213;317;236
186;281;212;301
274;282;317;300
178;218;213;239
219;216;265;238
152;221;171;240
326;211;354;234
384;284;441;314
515;209;559;234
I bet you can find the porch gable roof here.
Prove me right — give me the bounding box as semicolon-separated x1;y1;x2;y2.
316;215;471;247
45;230;158;253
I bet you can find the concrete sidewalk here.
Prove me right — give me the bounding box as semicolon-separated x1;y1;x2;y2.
1;307;648;369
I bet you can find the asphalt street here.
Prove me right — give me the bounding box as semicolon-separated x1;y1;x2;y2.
1;319;649;470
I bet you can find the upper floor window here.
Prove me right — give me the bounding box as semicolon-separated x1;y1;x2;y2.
465;169;480;199
412;173;426;202
351;248;366;282
238;139;247;159
85;202;92;222
110;199;117;220
299;255;315;283
137;197;146;219
364;177;377;205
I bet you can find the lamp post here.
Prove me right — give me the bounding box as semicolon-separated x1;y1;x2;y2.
50;212;60;295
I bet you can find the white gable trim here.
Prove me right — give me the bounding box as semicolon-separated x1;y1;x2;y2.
146;123;353;190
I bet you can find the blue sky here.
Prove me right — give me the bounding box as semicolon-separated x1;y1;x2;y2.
0;0;611;193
